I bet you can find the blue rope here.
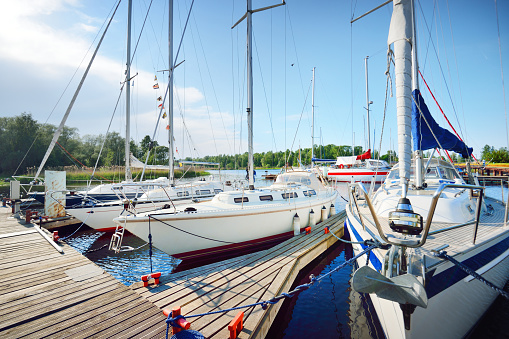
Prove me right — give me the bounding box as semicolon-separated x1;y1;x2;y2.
437;251;509;300
164;242;378;338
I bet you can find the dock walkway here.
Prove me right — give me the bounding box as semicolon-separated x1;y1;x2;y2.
0;206;166;338
130;211;347;338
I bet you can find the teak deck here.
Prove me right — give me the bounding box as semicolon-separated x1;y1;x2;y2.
0;206;166;338
130;211;347;338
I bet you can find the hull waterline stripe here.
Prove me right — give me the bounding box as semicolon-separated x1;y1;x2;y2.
346;218;382;271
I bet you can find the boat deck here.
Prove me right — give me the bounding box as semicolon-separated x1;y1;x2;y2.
352;196;508;260
130;211;347;338
0;206;166;338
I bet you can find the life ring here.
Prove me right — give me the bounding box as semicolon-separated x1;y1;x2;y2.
339;164;344;169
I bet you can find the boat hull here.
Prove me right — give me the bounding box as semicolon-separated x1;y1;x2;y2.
327;169;389;183
118;193;337;262
345;207;509;339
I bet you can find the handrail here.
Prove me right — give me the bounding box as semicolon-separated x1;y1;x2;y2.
349;182;484;248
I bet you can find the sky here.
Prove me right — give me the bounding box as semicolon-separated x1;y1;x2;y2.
1;0;508;162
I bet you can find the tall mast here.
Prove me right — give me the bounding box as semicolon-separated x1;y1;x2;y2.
311;67;315;164
168;0;175;185
246;0;254;189
365;56;371;154
232;1;285;189
388;0;413;197
125;0;133;181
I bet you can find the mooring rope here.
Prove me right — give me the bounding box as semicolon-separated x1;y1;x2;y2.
436;251;509;300
164;241;380;338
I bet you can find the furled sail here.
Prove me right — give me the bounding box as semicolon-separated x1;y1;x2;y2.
412;89;472;158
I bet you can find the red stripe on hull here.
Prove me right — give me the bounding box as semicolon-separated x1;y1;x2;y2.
327;171;389;176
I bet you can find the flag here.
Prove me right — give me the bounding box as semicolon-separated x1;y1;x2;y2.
162;112;167;119
132;80;134;87
176;147;179;154
157;96;162;101
153;83;159;89
158;104;164;109
154;75;157;81
166;125;170;130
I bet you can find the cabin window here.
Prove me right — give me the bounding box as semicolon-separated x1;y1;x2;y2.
196;189;211;195
234;197;249;203
282;192;298;199
303;190;316;196
177;191;190;197
214;189;223;194
259;195;273;201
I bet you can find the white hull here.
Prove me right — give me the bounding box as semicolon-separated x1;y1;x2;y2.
327;168;389;183
67;180;228;231
346;207;509;339
116;187;337;260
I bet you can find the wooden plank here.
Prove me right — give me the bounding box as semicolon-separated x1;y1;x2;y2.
142;214;344;306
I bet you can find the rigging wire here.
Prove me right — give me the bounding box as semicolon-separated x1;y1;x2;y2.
494;0;509;151
12;1;118;178
286;80;313;164
190;12;233;154
253;32;278;151
416;1;466;144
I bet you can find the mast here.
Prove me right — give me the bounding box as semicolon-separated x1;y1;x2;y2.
365;56;371;154
168;0;175;185
232;0;285;190
311;67;315;164
125;0;133;181
388;0;413;197
247;0;254;189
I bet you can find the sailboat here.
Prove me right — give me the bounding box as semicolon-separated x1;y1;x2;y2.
65;0;229;231
347;1;509;338
112;0;338;268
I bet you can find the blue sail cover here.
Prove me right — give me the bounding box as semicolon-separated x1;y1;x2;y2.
412;89;472;158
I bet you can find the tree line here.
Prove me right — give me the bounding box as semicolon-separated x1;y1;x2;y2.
9;112;506;177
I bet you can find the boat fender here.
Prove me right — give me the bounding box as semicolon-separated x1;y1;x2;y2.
228;311;244;339
309;209;316;227
320;206;327;222
330;203;335;216
293;213;301;236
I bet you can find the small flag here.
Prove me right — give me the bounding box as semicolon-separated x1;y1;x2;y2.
166;125;170;130
157;96;162;101
176;147;179;154
162;112;167;119
153;83;159;89
132;80;134;87
154;75;157;81
158;104;164;109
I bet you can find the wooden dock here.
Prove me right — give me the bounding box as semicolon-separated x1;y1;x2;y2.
0;206;167;338
130;211;347;338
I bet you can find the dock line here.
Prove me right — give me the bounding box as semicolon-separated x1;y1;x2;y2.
164;242;380;338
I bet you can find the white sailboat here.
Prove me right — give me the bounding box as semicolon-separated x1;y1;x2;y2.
112;0;338;268
347;1;509;338
66;0;227;231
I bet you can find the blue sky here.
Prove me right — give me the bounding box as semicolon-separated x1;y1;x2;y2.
1;0;508;161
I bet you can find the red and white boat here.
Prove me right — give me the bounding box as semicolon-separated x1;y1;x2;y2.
326;149;391;183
